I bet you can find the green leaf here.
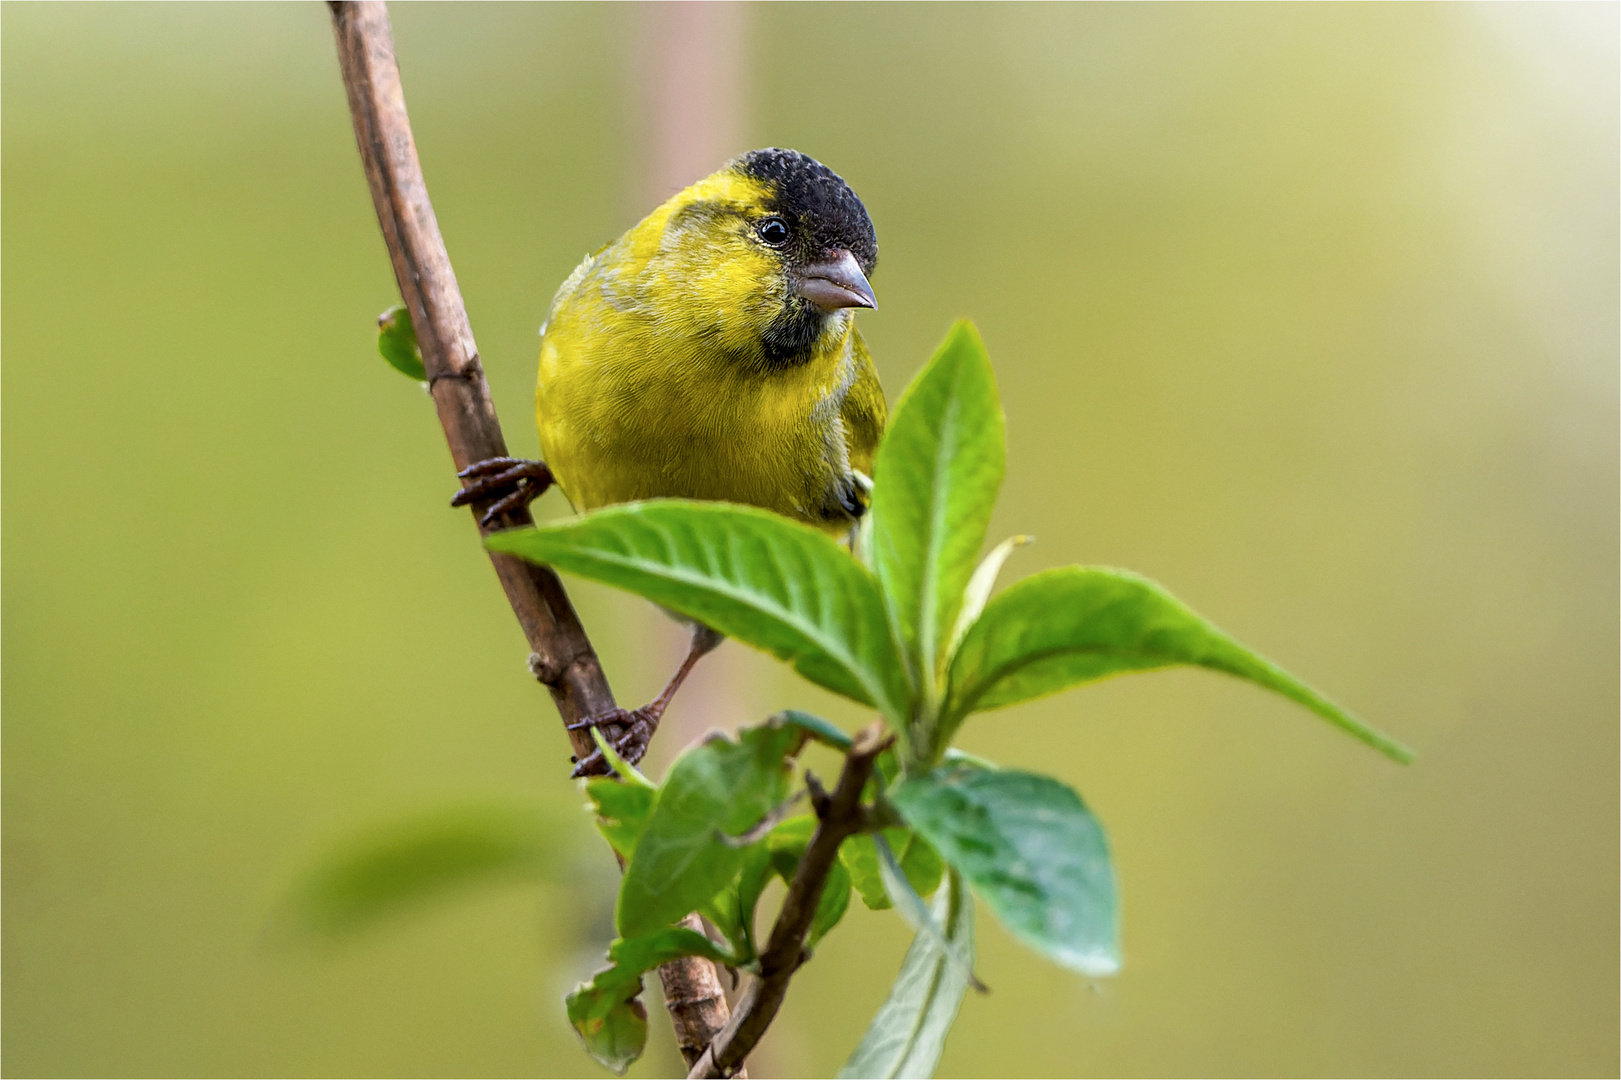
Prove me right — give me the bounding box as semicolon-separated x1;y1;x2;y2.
891;764;1119;978
875;835;982;991
278;801;553;938
762;815;854;949
840;829;945;911
839;870;975;1080
615;720;803;939
943;566;1415;763
841;833;888;909
776;709;855;751
896;830;946;901
376;304;426;381
583;777;656;862
729;815;856;959
867;320;1006;690
731;842;778;960
487;501;912;724
809;859;853;948
565;986;645;1076
944;534;1029;662
566;927;734;1074
605;925;734;970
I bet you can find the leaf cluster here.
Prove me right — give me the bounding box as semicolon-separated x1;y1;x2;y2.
565;714;934;1072
487;321;1412;1076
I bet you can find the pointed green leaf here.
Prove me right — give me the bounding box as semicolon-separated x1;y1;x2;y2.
839;871;975;1080
565;926;734;1074
891;764;1119;978
279;801;554;939
615;720;802;939
944;534;1029;662
943;566;1415;763
488;501;911;724
376;304;426;381
868;320;1006;685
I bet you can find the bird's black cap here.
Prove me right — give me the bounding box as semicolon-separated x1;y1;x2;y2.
734;148;878;273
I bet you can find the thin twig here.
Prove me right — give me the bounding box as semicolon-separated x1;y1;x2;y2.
688;722;895;1079
324;2;733;1066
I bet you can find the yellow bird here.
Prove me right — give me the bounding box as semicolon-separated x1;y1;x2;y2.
455;148;886;769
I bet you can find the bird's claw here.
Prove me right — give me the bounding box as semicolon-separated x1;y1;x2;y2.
567;706;659;778
451;457;554;527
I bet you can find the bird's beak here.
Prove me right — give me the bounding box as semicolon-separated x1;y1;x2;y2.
795;249;877;312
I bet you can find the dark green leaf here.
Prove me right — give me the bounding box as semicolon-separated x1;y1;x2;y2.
615;720;803;938
376;304;426;381
839;871;975;1080
943;566;1415;763
566;927;734;1074
487;502;912;724
867;320;1005;686
279;801;553;939
891;764;1118;977
809;859;853;947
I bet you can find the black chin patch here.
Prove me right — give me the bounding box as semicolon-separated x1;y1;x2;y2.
734;148;878;273
760;298;827;368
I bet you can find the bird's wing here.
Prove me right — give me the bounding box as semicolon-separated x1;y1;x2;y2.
841;326;887;484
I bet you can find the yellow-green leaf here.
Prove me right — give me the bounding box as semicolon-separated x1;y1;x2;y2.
867;321;1005;689
488;502;911;725
944;566;1414;763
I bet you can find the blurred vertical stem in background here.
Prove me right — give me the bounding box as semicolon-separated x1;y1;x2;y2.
628;0;753;761
633;1;748;209
324;1;735;1068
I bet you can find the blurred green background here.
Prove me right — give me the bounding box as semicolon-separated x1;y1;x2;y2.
4;3;1616;1076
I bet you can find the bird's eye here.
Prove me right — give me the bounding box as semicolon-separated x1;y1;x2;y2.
757;217;790;246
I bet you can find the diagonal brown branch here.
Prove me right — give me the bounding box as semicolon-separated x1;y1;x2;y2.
688;722;895;1079
325;1;733;1067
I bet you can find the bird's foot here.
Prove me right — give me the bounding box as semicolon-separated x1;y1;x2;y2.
451;457;554;527
567;705;661;778
563;624;720;778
